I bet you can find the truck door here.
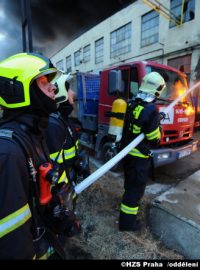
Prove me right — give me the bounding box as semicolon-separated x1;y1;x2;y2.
116;66;140;100
118;68;130;100
129;66;139;99
99;67;130;125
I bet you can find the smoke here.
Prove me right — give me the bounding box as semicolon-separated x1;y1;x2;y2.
0;0;134;60
0;0;22;60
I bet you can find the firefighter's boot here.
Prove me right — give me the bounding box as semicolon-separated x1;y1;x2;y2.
118;211;142;232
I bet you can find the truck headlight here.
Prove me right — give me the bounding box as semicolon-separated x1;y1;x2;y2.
192;144;198;152
157;153;170;160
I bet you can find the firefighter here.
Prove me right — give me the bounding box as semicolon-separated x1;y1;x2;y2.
0;53;63;259
45;74;89;237
119;72;166;231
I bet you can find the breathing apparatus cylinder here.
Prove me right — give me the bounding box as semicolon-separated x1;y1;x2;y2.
108;98;127;142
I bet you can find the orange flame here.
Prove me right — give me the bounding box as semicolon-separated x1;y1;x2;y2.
185;106;195;116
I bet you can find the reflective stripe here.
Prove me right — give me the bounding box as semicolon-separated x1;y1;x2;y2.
75;140;79;149
129;148;149;158
58;170;69;184
0;203;31;238
50;150;63;164
38;246;54;260
50;140;79;163
146;127;161;140
64;140;78;160
64;147;76;160
120;203;139;215
133;105;144;120
132;124;141;134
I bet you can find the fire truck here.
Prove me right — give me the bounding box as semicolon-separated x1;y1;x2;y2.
70;60;198;169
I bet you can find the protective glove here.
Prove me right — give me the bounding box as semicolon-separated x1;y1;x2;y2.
49;209;81;237
63;210;81;237
75;150;90;178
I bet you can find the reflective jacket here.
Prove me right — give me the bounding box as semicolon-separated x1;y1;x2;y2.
0;115;54;260
122;100;161;158
46;112;79;184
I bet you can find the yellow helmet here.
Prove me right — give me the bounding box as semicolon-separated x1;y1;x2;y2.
137;72;166;102
0;52;60;108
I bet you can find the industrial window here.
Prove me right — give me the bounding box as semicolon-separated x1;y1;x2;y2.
66;55;71;73
141;10;159;47
168;54;192;81
83;45;91;63
74;50;81;66
170;0;195;28
56;59;64;71
110;22;131;58
95;38;104;64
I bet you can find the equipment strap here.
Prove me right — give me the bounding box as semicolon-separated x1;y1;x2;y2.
121;100;138;148
0;128;66;260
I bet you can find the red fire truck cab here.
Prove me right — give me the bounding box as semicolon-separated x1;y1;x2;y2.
76;60;198;168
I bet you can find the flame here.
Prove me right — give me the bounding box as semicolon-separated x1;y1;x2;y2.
173;80;186;101
185;106;195;116
178;88;184;97
173;81;195;115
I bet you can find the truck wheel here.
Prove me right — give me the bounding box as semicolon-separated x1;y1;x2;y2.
102;142;121;172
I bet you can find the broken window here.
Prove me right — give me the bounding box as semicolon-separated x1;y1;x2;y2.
170;0;195;28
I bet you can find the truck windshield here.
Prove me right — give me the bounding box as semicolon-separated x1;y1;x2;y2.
146;66;192;104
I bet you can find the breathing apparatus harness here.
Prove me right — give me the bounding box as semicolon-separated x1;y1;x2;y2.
0;127;66;259
121;98;155;157
50;112;90;187
47;112;83;237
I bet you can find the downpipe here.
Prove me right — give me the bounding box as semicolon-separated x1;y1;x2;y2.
75;81;200;194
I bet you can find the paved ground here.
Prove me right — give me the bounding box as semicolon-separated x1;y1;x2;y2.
150;170;200;259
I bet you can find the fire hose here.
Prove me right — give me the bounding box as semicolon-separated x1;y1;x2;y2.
75;81;200;194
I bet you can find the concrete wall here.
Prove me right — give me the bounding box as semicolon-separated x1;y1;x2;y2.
51;0;200;78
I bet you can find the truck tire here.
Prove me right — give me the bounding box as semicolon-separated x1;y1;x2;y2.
102;142;121;172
